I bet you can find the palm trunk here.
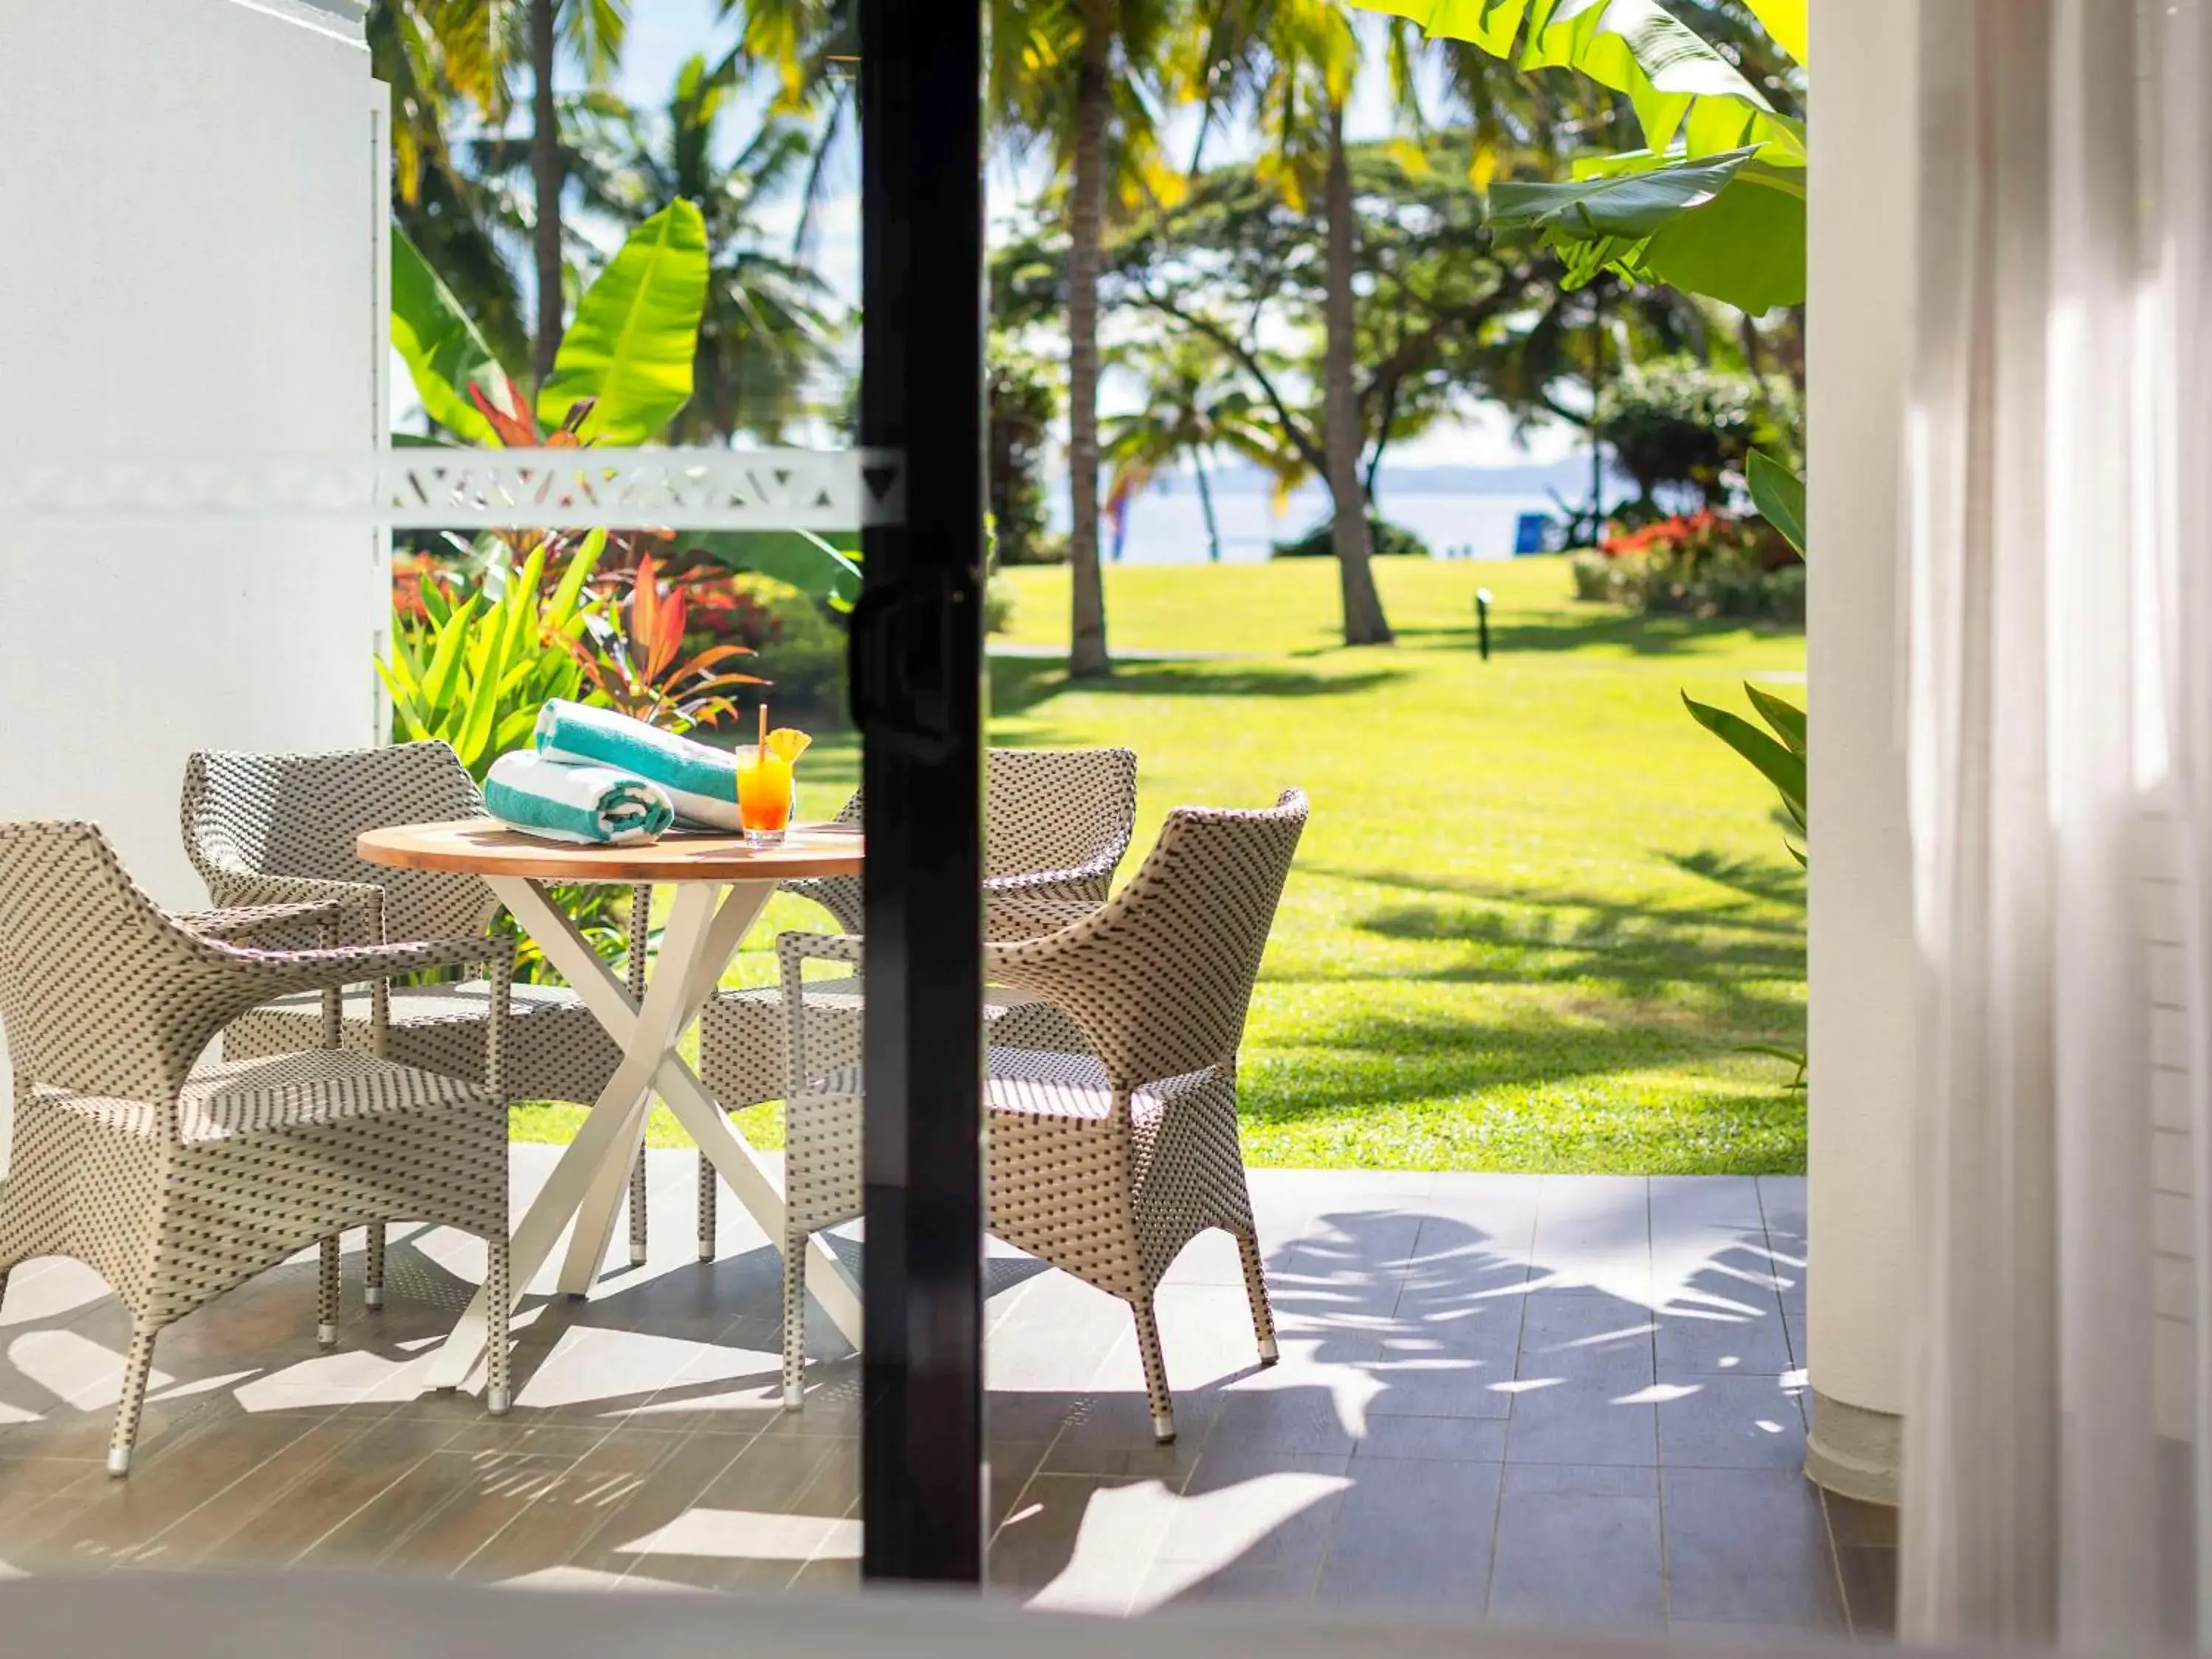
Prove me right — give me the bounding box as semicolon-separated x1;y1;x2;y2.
529;0;563;387
1065;0;1112;676
1195;450;1222;563
1323;104;1391;646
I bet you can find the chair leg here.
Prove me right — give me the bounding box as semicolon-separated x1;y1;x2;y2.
1236;1228;1279;1364
485;1236;512;1416
365;1222;387;1311
698;1152;717;1262
628;1146;650;1267
781;1225;808;1410
1130;1296;1176;1443
318;1236;341;1347
107;1320;159;1478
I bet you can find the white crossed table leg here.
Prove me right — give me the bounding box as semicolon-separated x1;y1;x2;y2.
425;875;862;1392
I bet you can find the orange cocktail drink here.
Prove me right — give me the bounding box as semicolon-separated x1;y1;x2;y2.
735;709;811;846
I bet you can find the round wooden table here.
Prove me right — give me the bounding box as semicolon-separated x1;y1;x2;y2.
358;818;866;1389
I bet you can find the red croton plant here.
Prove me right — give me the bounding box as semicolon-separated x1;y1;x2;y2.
573;552;765;731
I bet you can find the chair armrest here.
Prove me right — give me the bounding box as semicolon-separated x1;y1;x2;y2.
776;932;862;1091
206;871;386;944
172;900;350;945
234;936;516;1098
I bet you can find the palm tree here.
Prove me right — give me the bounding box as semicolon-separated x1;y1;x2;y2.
367;0;627;386
992;0;1186;677
567;53;844;443
525;0;628;384
1184;0;1391;643
368;0;529;377
1102;333;1283;563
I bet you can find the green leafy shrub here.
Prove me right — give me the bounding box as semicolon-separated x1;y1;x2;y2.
684;571;846;716
1573;509;1803;621
990;341;1060;565
1270;518;1429;560
984;576;1017;636
1596;359;1801;509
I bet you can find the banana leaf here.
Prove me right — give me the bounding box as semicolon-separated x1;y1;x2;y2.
1747;451;1806;555
1491;149;1805;313
539;201;711;445
391;226;507;446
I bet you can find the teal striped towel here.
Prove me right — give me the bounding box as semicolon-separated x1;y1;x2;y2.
484;750;674;846
535;700;754;832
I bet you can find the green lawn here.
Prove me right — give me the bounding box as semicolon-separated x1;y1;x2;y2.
513;554;1809;1174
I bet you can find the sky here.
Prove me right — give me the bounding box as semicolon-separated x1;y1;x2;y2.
392;0;1583;473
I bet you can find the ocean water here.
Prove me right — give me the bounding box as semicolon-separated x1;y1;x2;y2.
1046;471;1601;565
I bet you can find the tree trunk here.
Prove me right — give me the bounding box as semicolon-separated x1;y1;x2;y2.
1323;105;1391;646
1195;451;1222;563
529;0;563;388
1064;0;1111;677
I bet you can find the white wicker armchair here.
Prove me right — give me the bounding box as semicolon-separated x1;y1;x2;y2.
0;821;518;1477
773;789;1309;1439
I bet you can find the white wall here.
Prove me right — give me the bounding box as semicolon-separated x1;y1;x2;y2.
0;0;384;905
1803;0;1916;1499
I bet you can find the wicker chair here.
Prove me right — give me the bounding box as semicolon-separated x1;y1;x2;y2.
690;747;1138;1258
180;744;660;1290
773;788;1308;1439
0;821;516;1477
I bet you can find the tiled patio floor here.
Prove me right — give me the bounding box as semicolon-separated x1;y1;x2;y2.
0;1150;1893;1634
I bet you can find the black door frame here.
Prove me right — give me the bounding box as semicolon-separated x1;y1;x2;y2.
852;0;990;1584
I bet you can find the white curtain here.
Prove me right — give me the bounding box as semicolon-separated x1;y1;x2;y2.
1902;0;2212;1644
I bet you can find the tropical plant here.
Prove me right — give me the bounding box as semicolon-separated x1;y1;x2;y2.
1102;333;1283;564
1681;453;1806;860
571;552;765;728
562;52;846;443
1359;0;1808;314
380;533;608;777
393;198;709;449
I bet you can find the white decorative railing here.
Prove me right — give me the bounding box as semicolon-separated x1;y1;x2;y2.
0;448;903;532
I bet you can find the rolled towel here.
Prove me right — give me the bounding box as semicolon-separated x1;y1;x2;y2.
484;750;674;846
535;700;749;832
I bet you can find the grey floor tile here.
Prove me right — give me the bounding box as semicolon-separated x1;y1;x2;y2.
1506;1380;1660;1467
1491;1476;1664;1629
1354;1414;1505;1462
1655;1301;1794;1377
988;1472;1158;1609
1041;1391;1211;1481
1313;1455;1501;1611
1152;1447;1351;1605
1517;1291;1658;1389
1656;1375;1808;1470
1662;1467;1846;1628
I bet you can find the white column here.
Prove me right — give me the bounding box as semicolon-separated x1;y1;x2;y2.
1804;0;1916;1503
0;0;383;905
0;0;383;1172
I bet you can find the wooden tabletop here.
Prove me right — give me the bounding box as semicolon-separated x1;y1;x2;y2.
358;818;864;882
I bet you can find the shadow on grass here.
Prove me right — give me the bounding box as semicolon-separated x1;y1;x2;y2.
1390;604;1799;660
1663;849;1806;909
989;654;1405;718
1250;856;1806;1126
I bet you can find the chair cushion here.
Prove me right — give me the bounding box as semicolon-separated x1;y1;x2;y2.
703;982;1088;1107
225;981;622;1104
36;1050;495;1142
